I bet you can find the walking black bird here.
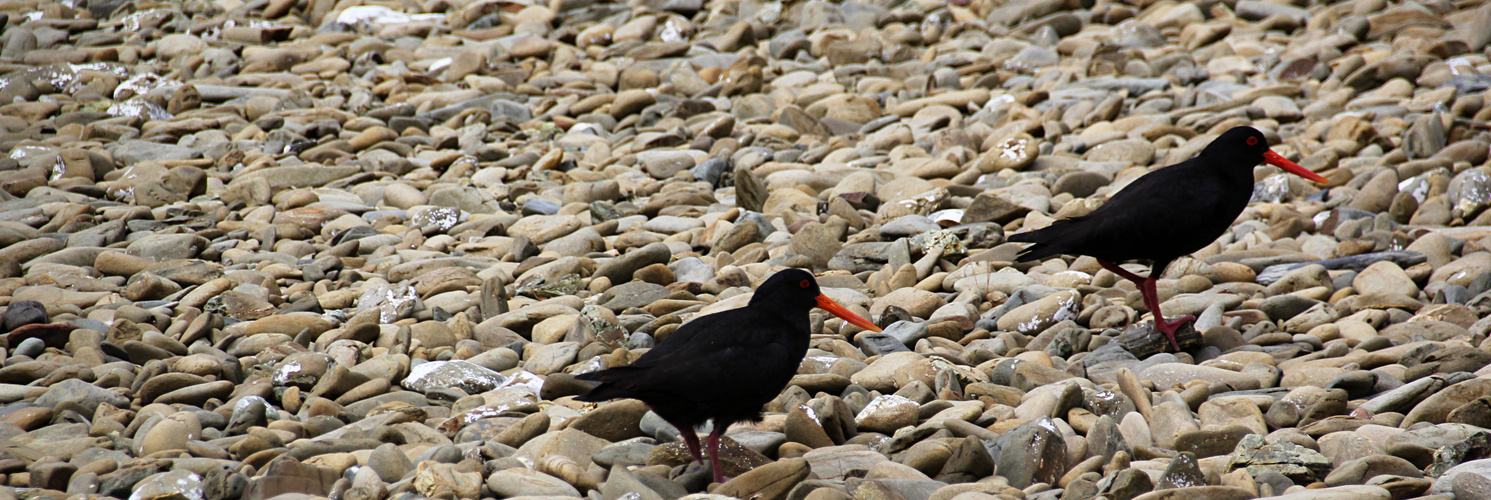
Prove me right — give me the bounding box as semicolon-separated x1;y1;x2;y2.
576;268;882;483
1008;126;1329;350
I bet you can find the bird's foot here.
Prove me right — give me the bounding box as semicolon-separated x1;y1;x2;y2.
1154;315;1195;351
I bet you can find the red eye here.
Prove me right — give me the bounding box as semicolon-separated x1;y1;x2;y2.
1246;136;1259;146
799;279;810;289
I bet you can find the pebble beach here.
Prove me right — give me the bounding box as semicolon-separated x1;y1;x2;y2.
2;0;1491;499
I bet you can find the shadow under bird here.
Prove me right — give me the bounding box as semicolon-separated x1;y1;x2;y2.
1008;126;1329;350
576;268;882;484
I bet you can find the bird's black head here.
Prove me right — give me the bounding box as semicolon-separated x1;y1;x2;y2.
1204;126;1271;160
1203;126;1329;183
748;268;884;332
749;268;821;309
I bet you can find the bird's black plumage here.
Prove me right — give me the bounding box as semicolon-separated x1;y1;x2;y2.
575;274;816;426
1008;126;1327;349
575;268;880;482
1011;126;1272;265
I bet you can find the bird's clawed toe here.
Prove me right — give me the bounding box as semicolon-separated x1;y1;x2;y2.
1154;315;1196;351
1161;314;1196;329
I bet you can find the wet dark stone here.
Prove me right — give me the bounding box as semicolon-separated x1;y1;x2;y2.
1104;468;1153;500
1256;250;1427;285
1087;415;1130;462
1428;430;1491;477
1157;452;1206;489
987;417;1067;488
734;164;767;213
203;464;250;500
936;436;994;482
242;455;338;499
1116;321;1203;358
858;333;912;356
1324;371;1379;399
1226;434;1331;484
6;323;77;350
0;300;47;333
691;158;729;188
1406;347;1491;381
98;460;170;498
1175;425;1252;459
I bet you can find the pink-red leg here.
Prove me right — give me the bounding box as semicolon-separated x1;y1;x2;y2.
1099;260;1190;351
1138;274;1192;351
706;427;727;484
651;406;703;463
1098;259;1146;284
666;419;703;464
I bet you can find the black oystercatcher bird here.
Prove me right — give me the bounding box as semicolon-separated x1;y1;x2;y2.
1008;126;1329;350
576;268;881;483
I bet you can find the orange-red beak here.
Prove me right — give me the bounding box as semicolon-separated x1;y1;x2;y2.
1263;150;1328;183
815;294;882;332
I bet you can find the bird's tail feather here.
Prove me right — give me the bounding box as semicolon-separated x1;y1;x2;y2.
1012;242;1065;263
574;366;647;402
1006;230;1039;243
1007;220;1085;262
574;370;608;382
574;382;635;402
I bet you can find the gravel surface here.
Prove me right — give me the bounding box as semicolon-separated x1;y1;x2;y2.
1;0;1491;498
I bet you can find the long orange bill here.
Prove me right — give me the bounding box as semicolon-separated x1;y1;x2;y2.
815;294;882;332
1263;150;1329;183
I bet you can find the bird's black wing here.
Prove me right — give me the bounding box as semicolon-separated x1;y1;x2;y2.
1010;161;1240;262
576;307;804;404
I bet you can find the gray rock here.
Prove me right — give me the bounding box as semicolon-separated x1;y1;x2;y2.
1158;452;1206;489
594;242;672;286
691;158;729;187
671;257;715;283
987;417;1067;488
486;468;580;497
598;281;669;311
1433;458;1491;494
111;139;202;164
401;360;505;395
1256;251;1428;285
880;215;938;238
35;378;131;414
1260;294;1321;321
789;221;841;267
859;333;912;356
521;198;561;215
126;233;209;261
417;94;530;122
1;300;47;333
594;439;657;468
129;469;203;500
1227;433;1333;483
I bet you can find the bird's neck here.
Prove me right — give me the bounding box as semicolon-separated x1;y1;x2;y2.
1225;163;1258;186
757;304;813;331
1192;155;1258;188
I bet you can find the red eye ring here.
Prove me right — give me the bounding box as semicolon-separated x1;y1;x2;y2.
799;279;811;289
1246;136;1259;146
